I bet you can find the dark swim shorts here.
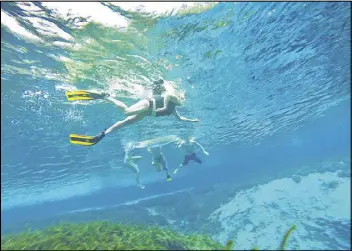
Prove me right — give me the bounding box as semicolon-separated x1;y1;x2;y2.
182;153;202;166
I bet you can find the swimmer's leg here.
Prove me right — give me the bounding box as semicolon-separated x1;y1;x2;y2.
107;97;150;116
106;96;128;112
124;99;150;116
158;155;172;181
173;155;190;174
152;161;163;172
105;113;146;135
126;161;145;189
192;153;203;164
163;163;172;181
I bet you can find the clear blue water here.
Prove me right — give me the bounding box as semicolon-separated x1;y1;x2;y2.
1;2;351;250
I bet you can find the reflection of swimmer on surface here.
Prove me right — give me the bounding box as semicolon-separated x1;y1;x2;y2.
147;146;172;182
133;135;181;149
67;79;199;146
123;142;145;189
173;137;209;175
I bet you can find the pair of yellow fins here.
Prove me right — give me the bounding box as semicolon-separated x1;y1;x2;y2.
66;90;107;146
65;90;107;101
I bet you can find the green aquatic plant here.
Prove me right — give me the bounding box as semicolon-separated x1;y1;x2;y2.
242;224;297;251
212;20;231;29
204;51;213;59
177;3;218;17
280;224;296;250
224;240;234;250
203;49;222;59
60;18;163;87
1;221;297;250
1;221;224;250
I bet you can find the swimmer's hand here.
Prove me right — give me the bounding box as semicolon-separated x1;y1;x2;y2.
155;108;166;113
182;117;199;122
176;139;185;148
204;151;209;156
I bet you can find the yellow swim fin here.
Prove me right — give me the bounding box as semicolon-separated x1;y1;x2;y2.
65;90;107;101
69;131;105;146
166;175;172;182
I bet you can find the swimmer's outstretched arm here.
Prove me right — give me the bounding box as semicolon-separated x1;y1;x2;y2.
130;156;143;160
173;109;199;122
124;148;142;161
193;141;209;155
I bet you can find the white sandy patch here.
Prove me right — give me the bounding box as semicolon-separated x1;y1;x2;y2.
209;171;351;250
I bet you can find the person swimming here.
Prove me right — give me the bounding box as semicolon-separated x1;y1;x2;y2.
123;142;145;189
120;136;178;186
173;137;209;174
147;146;172;181
67;79;199;146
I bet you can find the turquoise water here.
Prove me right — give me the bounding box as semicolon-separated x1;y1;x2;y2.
1;2;351;250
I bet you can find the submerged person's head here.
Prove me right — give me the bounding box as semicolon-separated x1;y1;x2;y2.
152;79;186;105
152;79;166;95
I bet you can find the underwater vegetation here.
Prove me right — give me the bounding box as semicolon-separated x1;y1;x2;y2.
1;221;224;250
1;221;296;250
280;224;296;250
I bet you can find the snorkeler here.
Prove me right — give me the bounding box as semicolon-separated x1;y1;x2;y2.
151;78;167;95
67;79;199;146
173;137;209;175
123;142;145;189
147;146;172;182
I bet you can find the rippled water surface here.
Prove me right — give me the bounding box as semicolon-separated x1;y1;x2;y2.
1;2;351;250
